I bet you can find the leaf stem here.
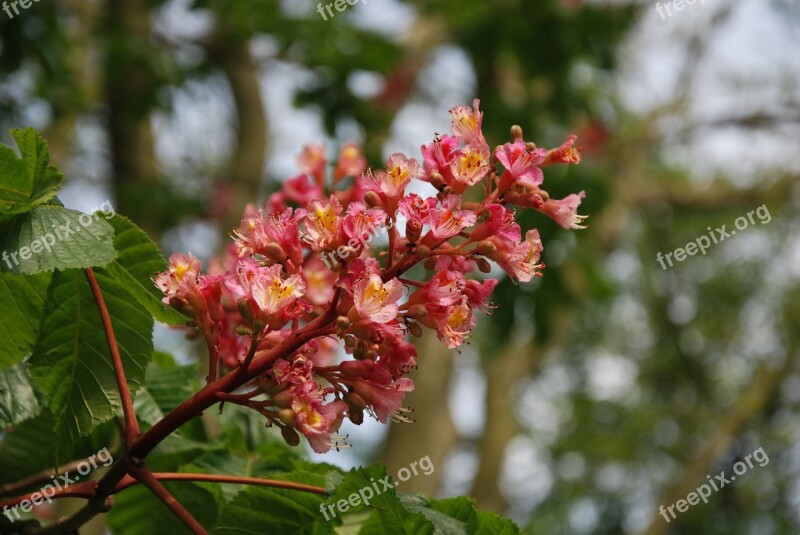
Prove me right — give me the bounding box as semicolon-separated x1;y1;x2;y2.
129;466;209;535
115;472;327;495
85;268;140;449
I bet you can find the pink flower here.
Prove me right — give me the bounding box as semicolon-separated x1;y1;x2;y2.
449;99;484;144
365;153;419;214
543;134;581;165
420;134;459;187
353;274;403;323
464;278;499;312
300;195;343;248
232;207;303;267
425;195;477;241
251;265;305;316
154;253;202;301
398;193;437;221
537;191;588;229
407;270;465;309
470;204;521;244
340;202;386;249
302;256;337;306
495;140;546;191
282;174;323;206
503;229;544;282
449;141;491;193
292;396;348;454
334;142;367;181
296;143;327;187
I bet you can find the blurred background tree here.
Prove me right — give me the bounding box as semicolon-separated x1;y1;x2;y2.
1;0;799;533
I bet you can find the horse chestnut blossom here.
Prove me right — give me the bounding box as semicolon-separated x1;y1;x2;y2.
154;100;587;453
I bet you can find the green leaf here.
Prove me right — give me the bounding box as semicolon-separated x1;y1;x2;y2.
0;411;111;485
399;494;468;535
0;128;63;216
10;128;63;209
0;411;59;484
29;268;153;462
212;469;336;535
467;510;521;534
0;205;116;275
0;361;43;428
133;354;197;427
323;464;429;533
0;271;50;368
103;216;189;324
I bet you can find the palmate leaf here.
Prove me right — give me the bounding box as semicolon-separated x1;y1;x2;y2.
0;204;117;275
29;268;153;462
103;216;189;325
0;271;50;368
0;127;63;217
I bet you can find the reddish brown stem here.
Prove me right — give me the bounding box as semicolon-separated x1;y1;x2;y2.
115;472;327;495
205;330;219;384
0;481;97;509
85;268;140;448
130;466;209;535
387;223;397;269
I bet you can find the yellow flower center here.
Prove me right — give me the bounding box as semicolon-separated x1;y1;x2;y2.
364;280;389;304
174;263;189;281
387;165;409;189
270;278;294;299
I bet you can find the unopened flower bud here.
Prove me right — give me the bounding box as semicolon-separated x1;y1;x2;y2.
510;124;524;141
336;316;351;329
349;409;364;425
237;298;256;324
354;341;369;360
265;242;287;263
235;324;253;336
169;296;195;317
408;322;423;337
476;240;497;255
526;141;537;152
281;425;300;446
347;392;367;411
406;218;422;244
364;191;382;208
344;334;357;348
271;388;294;408
278;408;296;426
416;244;431;258
477;258;492;273
408;304;427;319
504;191;520;205
429;172;445;190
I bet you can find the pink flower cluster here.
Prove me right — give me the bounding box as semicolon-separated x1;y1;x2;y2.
154;100;586;453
